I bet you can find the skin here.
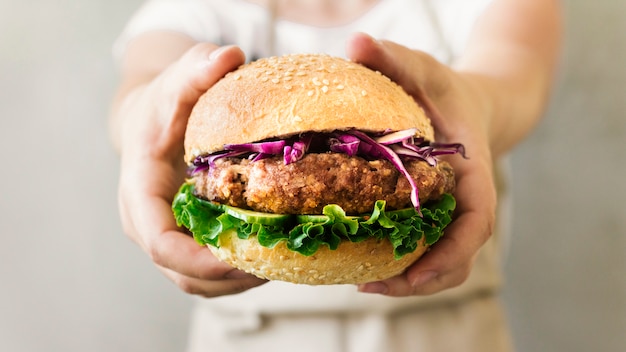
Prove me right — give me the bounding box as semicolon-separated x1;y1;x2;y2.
110;0;562;297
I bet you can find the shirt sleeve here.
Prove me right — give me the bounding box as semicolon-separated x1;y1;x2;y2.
112;0;221;62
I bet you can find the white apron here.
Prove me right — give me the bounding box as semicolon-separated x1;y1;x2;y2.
116;1;513;351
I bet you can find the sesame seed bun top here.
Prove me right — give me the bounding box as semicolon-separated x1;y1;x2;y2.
184;53;434;164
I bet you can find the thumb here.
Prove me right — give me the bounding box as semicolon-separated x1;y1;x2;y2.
345;33;454;138
147;44;245;159
159;44;246;109
346;32;450;98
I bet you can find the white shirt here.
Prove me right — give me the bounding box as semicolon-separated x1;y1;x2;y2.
115;0;491;63
115;0;506;315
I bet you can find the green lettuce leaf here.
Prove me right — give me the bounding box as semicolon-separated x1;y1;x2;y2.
172;182;456;259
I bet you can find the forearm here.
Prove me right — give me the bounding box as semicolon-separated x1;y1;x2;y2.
454;0;563;158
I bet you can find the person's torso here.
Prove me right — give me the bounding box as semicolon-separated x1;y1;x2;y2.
117;0;502;314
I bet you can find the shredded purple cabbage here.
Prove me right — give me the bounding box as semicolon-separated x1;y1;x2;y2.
283;134;313;164
329;134;360;156
191;129;466;213
346;129;422;213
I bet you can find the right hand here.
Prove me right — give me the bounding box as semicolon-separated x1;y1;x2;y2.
115;43;267;297
347;33;497;297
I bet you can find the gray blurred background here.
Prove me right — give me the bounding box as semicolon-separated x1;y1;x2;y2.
0;1;624;351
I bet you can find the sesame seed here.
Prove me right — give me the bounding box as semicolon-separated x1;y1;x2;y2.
321;85;329;93
307;90;314;96
361;90;368;96
336;84;344;90
322;79;329;85
272;78;280;84
233;74;241;80
261;77;269;82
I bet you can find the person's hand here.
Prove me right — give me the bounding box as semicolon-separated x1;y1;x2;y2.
116;43;267;297
347;33;498;296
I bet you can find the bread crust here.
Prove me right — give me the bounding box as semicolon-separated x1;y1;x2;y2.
184;54;434;163
209;229;429;285
186;54;440;284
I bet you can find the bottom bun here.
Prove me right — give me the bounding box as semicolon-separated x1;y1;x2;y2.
209;229;429;285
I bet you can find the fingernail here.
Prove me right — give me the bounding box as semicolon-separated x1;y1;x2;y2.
208;45;233;61
371;36;384;47
358;282;388;295
412;271;438;287
360;32;383;47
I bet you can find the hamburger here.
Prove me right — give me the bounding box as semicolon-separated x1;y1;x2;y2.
172;53;464;285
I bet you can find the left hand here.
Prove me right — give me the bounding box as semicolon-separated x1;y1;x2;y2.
346;33;498;296
115;44;268;297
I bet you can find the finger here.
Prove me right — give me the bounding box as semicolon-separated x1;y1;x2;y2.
158;265;267;298
345;32;455;138
124;190;254;282
149;44;246;159
125;185;268;295
359;157;496;296
358;217;490;297
159;43;245;108
118;156;233;281
346;32;449;97
147;228;235;280
120;163;264;296
125;189;237;280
